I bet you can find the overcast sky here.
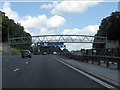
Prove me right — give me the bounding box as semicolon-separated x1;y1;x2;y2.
1;0;118;51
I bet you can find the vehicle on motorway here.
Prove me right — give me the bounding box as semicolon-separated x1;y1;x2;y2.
43;52;47;55
32;47;40;55
53;52;57;55
21;50;32;58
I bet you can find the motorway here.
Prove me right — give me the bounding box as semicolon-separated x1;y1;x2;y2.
2;55;109;88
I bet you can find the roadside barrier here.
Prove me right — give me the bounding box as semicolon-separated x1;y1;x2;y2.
60;53;120;70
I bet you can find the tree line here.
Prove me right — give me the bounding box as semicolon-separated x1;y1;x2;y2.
0;11;31;42
93;11;120;49
0;11;31;50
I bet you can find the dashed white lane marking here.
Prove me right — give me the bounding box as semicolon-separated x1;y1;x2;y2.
13;68;19;72
25;62;28;64
54;56;115;89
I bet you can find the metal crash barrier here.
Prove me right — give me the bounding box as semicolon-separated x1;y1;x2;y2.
60;53;120;70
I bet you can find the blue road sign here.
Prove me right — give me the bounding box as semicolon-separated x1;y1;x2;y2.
39;42;64;47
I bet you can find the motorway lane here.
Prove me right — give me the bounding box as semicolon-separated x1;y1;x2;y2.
2;55;108;88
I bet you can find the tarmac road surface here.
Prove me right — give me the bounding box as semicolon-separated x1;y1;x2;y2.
2;55;109;88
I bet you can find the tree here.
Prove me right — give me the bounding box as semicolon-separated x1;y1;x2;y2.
1;11;32;50
93;11;120;49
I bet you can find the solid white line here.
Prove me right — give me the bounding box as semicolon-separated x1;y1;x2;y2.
54;56;115;89
13;68;19;72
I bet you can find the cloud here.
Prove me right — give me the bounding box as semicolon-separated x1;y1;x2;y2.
19;15;65;35
40;0;102;15
46;15;66;29
40;28;55;35
62;25;99;50
2;2;66;36
65;43;93;51
19;15;47;29
24;29;36;36
62;25;99;36
2;2;19;22
40;3;53;9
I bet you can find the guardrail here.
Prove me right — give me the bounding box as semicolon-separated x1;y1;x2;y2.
60;53;120;70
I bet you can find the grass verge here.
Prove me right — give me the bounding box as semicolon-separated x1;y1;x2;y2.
11;48;21;55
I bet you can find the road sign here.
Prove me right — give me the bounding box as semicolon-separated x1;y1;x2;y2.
39;42;64;47
44;42;48;46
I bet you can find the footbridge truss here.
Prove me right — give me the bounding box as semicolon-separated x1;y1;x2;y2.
8;35;107;45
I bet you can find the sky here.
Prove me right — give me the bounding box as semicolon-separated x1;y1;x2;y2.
1;0;119;51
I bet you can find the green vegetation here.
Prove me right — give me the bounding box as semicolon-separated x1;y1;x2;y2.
11;48;21;55
1;11;32;50
1;11;31;42
93;11;120;49
96;11;120;40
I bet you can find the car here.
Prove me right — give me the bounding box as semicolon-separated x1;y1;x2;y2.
21;50;32;58
53;52;57;55
43;52;47;55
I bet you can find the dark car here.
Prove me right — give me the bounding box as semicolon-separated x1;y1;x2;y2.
21;50;32;58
